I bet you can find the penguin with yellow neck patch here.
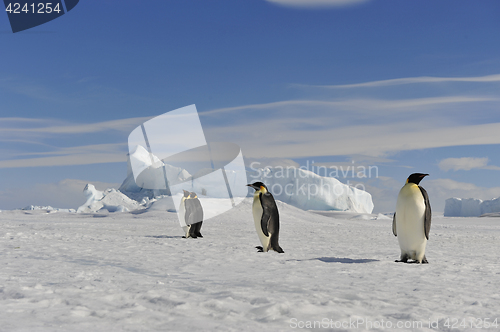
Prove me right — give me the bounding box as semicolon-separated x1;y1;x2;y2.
247;182;284;253
393;173;431;264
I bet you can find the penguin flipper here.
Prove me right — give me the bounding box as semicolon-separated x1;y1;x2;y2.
419;186;432;240
392;212;397;236
259;192;279;237
259;193;271;237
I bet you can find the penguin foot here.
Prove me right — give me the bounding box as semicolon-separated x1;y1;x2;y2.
272;246;285;253
396;253;410;263
195;233;203;238
255;246;264;252
421;256;428;264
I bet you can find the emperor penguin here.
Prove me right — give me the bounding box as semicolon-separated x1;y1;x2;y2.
393;173;432;264
179;190;190;238
247;182;284;253
184;191;203;238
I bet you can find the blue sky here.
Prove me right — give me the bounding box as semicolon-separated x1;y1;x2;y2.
1;0;500;212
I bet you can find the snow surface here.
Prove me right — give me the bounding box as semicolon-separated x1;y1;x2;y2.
1;199;499;331
444;197;500;217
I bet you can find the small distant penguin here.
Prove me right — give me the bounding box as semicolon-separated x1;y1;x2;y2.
179;190;190;237
393;173;432;264
247;182;284;253
184;191;203;238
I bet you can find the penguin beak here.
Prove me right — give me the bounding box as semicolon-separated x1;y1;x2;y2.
247;184;258;190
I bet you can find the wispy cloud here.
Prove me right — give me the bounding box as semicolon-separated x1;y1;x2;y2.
202;96;496;117
0;116;151;136
438;157;500;171
202;73;500;160
264;0;370;8
0;143;128;169
206;119;500;159
0;117;148;168
294;74;500;89
0;153;126;169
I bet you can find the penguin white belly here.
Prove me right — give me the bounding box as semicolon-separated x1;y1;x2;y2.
396;184;427;261
178;197;190;237
252;193;270;252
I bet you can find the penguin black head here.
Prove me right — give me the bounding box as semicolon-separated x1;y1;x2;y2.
406;173;429;185
247;182;268;193
189;192;198;199
183;190;190;198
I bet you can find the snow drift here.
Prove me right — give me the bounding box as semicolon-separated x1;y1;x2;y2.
444;197;500;217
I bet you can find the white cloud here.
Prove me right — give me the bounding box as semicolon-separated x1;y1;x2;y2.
439;157;488;171
0;117;151;168
205;106;500;159
0;116;151;136
296;74;500;89
202;96;496;117
0;153;127;169
0;143;128;169
438;157;500;172
265;0;369;8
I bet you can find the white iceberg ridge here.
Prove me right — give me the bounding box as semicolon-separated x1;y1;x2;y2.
119;148;374;214
444;197;500;217
77;184;142;213
249;166;374;213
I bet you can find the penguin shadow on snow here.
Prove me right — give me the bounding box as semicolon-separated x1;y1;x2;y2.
299;257;379;264
145;235;184;239
315;257;379;264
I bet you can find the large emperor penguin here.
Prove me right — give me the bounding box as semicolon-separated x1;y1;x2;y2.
247;182;284;253
393;173;432;264
180;190;204;238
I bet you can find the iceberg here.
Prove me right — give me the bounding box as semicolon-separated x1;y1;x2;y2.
444;197;500;217
119;150;374;213
249;167;374;213
77;184;142;213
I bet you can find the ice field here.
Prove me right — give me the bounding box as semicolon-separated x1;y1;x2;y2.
1;199;499;331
